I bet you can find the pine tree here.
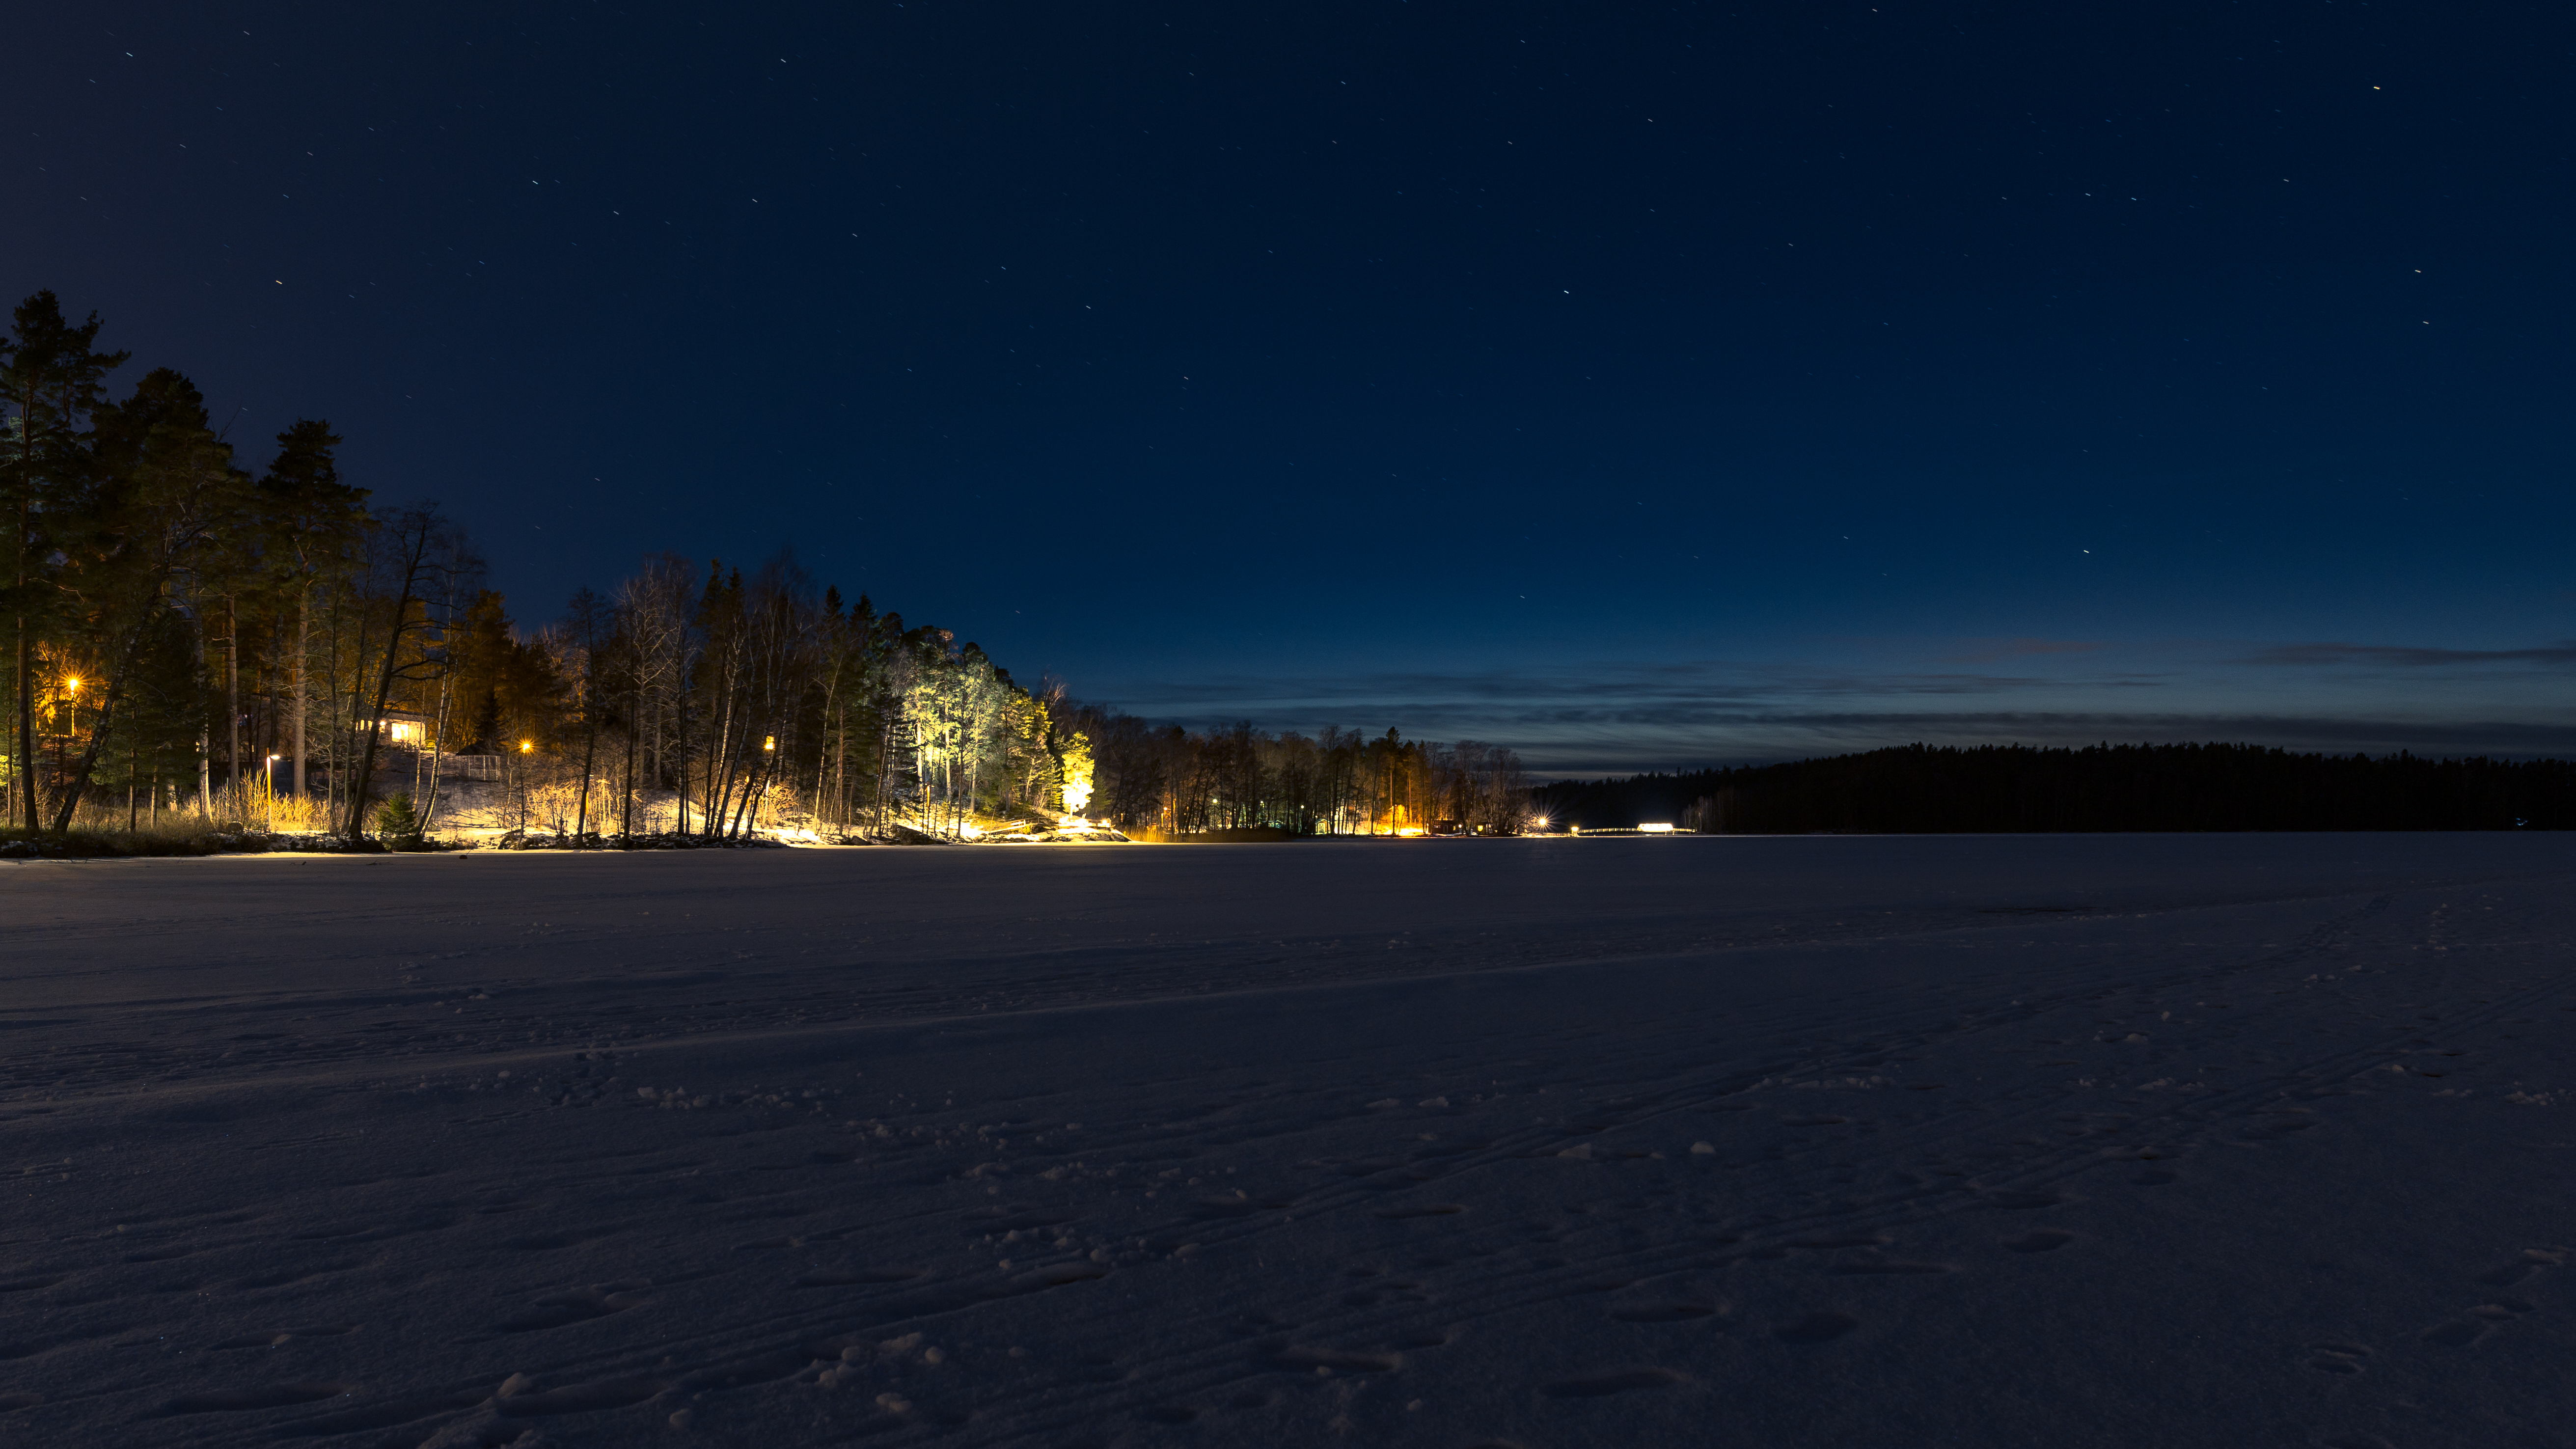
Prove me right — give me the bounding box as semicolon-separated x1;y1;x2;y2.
257;420;367;805
49;368;249;831
1;292;129;830
373;790;420;841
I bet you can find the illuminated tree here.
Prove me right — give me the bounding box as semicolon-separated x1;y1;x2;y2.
1057;727;1095;816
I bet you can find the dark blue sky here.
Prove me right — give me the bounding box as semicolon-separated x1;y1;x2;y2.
11;1;2571;772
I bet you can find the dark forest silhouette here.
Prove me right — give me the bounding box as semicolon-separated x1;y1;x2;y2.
1534;744;2575;834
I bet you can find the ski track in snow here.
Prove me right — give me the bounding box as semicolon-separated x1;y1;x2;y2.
2;835;2571;1448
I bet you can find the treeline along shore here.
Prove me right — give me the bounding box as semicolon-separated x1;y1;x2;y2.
1534;743;2576;834
2;288;1526;846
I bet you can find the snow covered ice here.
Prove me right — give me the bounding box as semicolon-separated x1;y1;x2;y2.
3;834;2571;1447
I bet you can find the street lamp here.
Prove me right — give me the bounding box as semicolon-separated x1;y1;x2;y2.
518;740;533;833
265;754;281;829
53;676;82;791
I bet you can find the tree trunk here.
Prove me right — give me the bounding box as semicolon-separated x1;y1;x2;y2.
344;520;436;840
226;593;241;820
292;585;308;801
339;607;373;831
574;679;597;846
49;642;138;831
620;667;639;847
346;620;404;840
14;605;32;830
673;637;691;837
419;648;457;831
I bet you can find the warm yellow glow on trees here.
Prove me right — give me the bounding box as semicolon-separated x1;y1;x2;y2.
1060;730;1095;815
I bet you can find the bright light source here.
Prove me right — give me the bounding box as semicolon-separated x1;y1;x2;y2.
1638;822;1676;834
64;677;81;692
519;740;533;754
763;735;775;752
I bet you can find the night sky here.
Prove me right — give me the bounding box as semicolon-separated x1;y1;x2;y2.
11;2;2571;773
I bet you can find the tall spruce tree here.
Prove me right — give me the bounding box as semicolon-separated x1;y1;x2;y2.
1;292;129;829
52;369;251;830
257;420;367;803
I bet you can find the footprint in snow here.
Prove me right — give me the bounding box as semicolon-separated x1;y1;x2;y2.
795;1267;930;1288
2421;1319;2489;1348
1268;1345;1400;1373
1978;1189;2076;1211
493;1376;667;1416
1828;1254;1954;1275
2477;1245;2567;1287
505;1229;616;1252
499;1285;647;1333
158;1382;356;1415
1541;1367;1683;1397
1784;1231;1890;1250
2421;1247;2561;1347
1608;1300;1719;1322
210;1324;358;1350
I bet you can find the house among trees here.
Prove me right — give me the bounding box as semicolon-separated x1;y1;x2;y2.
356;710;429;748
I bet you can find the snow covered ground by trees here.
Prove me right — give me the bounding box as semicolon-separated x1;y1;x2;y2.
4;835;2571;1447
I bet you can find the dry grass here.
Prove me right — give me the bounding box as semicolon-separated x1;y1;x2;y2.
1;788;362;856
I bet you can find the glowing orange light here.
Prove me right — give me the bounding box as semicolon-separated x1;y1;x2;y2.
519;740;533;754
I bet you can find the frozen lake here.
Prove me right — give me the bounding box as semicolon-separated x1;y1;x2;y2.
4;835;2571;1447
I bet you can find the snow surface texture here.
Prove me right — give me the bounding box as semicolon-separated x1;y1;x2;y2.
3;836;2571;1448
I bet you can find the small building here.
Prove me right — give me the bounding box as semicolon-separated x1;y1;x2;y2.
356;710;431;747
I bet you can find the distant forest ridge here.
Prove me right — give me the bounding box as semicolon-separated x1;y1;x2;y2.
1531;743;2576;833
